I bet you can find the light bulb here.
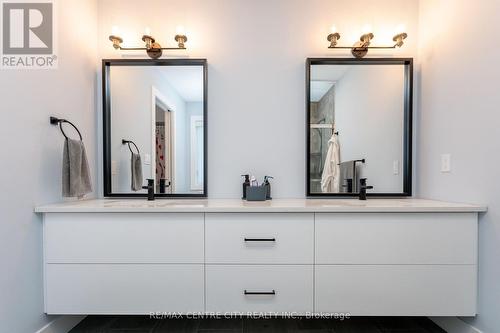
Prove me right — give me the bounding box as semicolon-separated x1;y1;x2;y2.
362;24;372;35
144;27;151;36
176;25;185;35
111;26;120;36
330;25;337;34
396;24;406;34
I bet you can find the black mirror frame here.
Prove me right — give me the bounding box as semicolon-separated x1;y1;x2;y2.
102;58;208;198
306;58;413;198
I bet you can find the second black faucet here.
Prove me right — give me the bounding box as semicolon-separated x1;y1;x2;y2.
143;179;155;201
358;178;373;200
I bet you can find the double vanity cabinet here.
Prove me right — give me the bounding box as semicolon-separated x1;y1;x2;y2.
35;199;486;317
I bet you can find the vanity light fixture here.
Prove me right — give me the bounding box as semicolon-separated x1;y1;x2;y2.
327;25;408;58
108;26;188;59
327;25;341;47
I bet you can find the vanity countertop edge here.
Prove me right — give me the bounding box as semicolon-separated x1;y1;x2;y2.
34;198;487;214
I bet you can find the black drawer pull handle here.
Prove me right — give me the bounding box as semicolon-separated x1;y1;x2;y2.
244;290;276;296
244;238;276;242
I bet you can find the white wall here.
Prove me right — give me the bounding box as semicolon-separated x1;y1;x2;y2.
334;65;404;192
97;0;419;198
0;1;98;332
418;0;500;332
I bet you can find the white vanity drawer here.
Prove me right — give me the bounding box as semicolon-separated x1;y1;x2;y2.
45;264;204;314
315;265;476;316
205;265;313;314
44;213;204;263
315;213;477;264
205;213;314;264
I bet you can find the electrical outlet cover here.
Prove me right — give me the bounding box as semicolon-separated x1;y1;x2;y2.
441;154;451;173
144;154;151;165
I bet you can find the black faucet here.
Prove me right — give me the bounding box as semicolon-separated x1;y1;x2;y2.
358;178;373;200
142;179;155;201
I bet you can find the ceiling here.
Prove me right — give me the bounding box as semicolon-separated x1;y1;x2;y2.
310;81;335;102
310;65;351;82
310;65;351;102
158;66;204;102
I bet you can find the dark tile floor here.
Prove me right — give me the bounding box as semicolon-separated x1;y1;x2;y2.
70;316;447;333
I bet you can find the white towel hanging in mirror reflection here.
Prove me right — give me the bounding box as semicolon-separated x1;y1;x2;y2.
321;132;340;193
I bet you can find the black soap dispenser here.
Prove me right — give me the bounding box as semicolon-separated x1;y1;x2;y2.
241;174;250;199
263;176;274;200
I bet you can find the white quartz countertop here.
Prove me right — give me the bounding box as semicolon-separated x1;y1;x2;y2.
34;198;487;213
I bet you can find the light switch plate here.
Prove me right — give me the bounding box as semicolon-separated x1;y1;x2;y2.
111;161;118;175
441;154;451;173
393;160;400;175
144;153;151;165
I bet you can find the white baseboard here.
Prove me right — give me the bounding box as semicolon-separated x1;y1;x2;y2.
429;317;483;333
35;316;86;333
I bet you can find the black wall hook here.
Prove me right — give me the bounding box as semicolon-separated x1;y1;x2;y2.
50;116;82;141
122;139;140;154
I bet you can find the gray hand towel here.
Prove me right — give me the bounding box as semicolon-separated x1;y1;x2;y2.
339;160;356;193
62;138;92;198
131;153;143;191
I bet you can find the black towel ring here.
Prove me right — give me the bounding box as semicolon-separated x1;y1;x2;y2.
122;139;140;154
50;116;83;141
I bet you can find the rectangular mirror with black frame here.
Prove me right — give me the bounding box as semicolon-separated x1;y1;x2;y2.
103;59;207;198
306;58;413;197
